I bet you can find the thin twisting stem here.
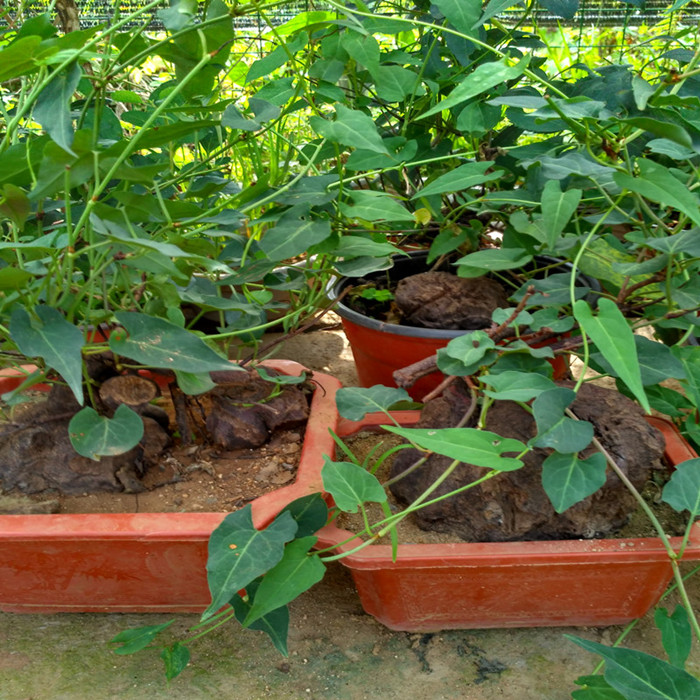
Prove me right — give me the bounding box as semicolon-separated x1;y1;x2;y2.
566;408;700;640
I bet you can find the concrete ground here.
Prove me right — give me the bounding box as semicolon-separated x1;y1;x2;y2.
1;562;698;700
1;323;698;699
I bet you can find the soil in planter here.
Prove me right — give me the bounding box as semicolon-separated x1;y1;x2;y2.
335;418;689;545
0;358;311;515
336;382;690;544
346;270;509;330
389;381;668;542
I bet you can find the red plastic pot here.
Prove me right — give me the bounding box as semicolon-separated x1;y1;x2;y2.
0;360;340;614
330;252;596;400
315;415;700;631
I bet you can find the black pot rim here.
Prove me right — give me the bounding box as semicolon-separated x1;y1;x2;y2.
329;251;599;338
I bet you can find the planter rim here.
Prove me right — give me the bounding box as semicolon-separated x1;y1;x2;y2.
330;282;469;339
316;523;700;568
329;257;468;338
316;415;700;568
329;251;599;339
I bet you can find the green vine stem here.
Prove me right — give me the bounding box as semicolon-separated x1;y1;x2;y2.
566;408;700;641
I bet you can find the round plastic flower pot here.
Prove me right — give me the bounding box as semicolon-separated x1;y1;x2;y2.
0;360;340;614
330;252;599;399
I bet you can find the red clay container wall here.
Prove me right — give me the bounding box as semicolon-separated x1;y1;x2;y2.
339;313;570;399
338;316;470;399
315;415;700;631
0;360;341;614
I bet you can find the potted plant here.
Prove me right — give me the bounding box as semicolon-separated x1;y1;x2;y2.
314;388;700;630
328;249;600;397
113;371;700;681
108;2;700;692
0;358;342;613
0;1;406;611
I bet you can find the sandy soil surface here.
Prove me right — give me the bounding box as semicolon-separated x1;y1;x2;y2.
0;426;305;516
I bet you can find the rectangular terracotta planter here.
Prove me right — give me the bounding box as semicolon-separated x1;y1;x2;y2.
0;360;341;614
316;414;700;631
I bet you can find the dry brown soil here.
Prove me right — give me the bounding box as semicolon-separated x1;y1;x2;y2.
0;428;304;516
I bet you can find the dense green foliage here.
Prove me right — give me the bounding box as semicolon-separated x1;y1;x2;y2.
2;0;700;695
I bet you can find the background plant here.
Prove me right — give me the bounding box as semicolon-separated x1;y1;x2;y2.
0;0;403;457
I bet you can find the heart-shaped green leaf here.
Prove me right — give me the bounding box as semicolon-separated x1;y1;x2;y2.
174;370;217;395
655;606;692;670
531;388;594;452
203;506;298;621
645;226;700;257
614;159;700;229
431;0;481;34
310;104;389;154
33;62;81;154
160;643;191;681
541;452;607;513
259;217;332;262
574;299;650;413
110;621;174;655
661;458;700;517
335;385;411;421
455;248;532;277
243;536;325;627
0;183;30;229
0;36;42;83
412;161;502;200
221;104;260;131
322;458;387;512
591;335;686;387
372;65;421;101
10;306;84;405
246;32;308;82
339;190;414;222
572;673;625;699
482;371;557;401
110;312;235;374
540;180;582;249
69;404;144;460
278;494;329;538
437;331;498;377
419;58;527;119
444;330;497;364
230;580;289;656
567;635;700;700
339;31;380;69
